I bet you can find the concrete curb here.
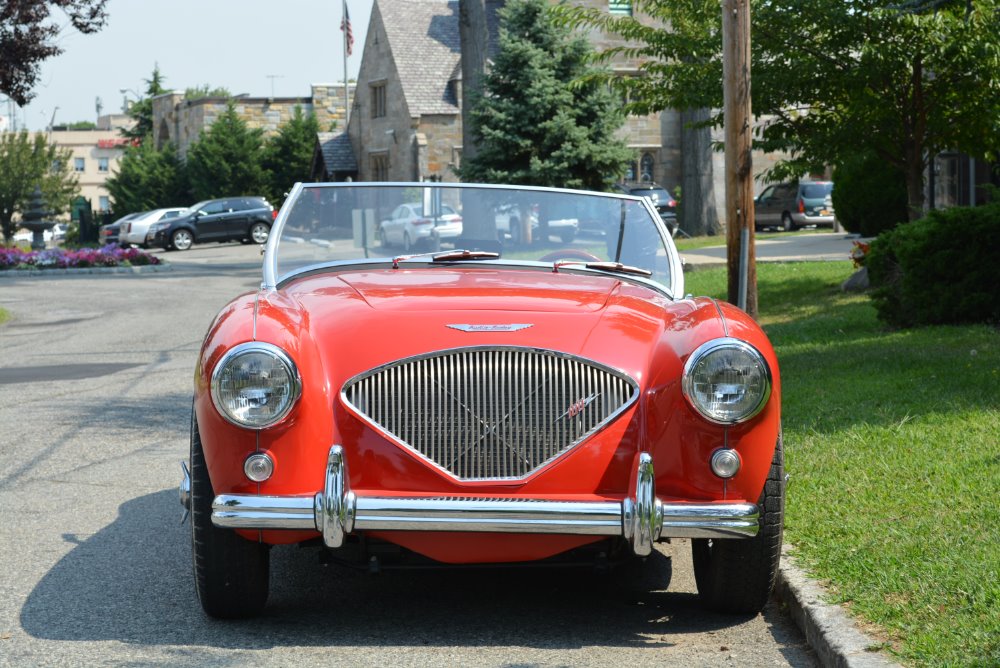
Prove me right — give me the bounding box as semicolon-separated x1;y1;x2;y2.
0;263;172;278
776;545;902;667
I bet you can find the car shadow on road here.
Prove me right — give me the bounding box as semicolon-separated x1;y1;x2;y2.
21;489;806;655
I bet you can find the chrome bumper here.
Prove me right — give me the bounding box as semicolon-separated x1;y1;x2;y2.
196;445;759;556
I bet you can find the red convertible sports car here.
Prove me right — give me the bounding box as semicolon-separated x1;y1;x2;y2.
180;182;783;618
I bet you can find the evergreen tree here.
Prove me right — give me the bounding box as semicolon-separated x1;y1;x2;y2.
460;0;633;191
185;103;266;200
0;131;78;243
261;106;320;205
121;65;168;142
105;139;189;215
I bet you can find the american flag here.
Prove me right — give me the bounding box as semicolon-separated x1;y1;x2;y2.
341;2;354;56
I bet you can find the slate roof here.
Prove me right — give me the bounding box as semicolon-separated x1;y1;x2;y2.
317;131;357;173
379;0;462;116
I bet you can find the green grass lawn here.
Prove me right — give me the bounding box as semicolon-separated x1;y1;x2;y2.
687;262;1000;667
0;306;9;325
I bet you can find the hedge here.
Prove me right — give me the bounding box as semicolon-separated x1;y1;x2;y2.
866;202;1000;327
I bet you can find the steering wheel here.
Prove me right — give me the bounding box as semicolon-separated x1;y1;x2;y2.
538;249;602;263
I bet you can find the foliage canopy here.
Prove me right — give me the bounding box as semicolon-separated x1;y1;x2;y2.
0;131;77;243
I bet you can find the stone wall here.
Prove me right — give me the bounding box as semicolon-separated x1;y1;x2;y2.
152;84;353;160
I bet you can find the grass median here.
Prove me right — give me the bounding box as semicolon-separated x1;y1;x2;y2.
686;261;999;668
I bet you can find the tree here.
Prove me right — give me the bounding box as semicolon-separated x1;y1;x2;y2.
0;131;77;243
105;139;189;216
0;0;108;105
460;0;633;192
261;106;320;205
561;0;1000;220
185;103;266;201
459;0;492;168
121;65;168;142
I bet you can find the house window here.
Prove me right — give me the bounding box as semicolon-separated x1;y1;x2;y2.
98;196;110;212
640;152;655;182
609;1;632;16
98;157;109;173
371;152;389;181
371;81;387;119
74;157;85;172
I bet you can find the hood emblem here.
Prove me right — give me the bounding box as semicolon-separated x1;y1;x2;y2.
556;392;601;422
447;324;533;332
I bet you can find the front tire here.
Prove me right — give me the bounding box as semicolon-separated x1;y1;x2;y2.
172;229;193;251
190;411;270;618
692;433;784;614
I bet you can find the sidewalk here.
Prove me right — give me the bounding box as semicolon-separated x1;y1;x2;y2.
679;232;861;268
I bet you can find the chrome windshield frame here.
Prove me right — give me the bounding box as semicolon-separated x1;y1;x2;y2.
261;181;685;298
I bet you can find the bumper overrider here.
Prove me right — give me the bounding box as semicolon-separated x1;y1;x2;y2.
181;446;760;557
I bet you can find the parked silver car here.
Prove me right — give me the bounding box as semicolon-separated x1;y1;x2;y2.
119;207;188;247
755;181;835;231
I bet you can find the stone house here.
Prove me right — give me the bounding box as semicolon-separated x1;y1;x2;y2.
151;84;354;161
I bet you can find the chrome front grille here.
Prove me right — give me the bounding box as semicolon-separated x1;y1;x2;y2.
342;347;638;481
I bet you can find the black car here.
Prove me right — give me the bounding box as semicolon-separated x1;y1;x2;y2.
147;196;275;251
100;212;141;246
612;182;678;235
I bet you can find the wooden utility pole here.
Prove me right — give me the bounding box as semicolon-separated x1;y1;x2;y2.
722;0;757;318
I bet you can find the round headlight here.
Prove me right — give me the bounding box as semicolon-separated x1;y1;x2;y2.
211;342;301;429
682;338;771;424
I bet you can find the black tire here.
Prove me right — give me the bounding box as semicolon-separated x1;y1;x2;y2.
781;213;796;232
559;228;576;244
249;222;270;245
403;232;413;252
172;229;193;251
378;226;389;248
190;410;270;618
692;432;784;614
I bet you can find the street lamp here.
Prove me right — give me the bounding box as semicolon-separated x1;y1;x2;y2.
119;88;140;113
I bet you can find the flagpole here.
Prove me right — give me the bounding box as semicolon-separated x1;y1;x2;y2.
342;0;351;128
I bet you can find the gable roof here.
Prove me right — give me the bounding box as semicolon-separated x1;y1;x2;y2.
316;131;357;173
379;0;461;116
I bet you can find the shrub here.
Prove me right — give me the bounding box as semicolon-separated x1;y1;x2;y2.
832;152;909;237
866;203;1000;327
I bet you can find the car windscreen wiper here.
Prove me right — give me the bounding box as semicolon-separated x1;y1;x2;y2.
553;260;653;277
392;249;500;268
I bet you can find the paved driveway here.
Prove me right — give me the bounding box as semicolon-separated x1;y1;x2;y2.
0;243;817;666
680;232;859;267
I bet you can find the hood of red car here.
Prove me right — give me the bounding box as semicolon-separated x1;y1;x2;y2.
336;268;615;313
261;267;709;386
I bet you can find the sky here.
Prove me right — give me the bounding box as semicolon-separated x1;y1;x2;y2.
4;0;374;131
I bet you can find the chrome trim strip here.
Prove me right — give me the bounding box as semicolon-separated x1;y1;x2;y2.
210;445;760;548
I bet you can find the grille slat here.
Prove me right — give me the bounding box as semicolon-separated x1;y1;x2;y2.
343;347;638;482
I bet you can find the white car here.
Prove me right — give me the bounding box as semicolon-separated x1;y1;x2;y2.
119;207;187;247
495;204;579;245
378;202;463;252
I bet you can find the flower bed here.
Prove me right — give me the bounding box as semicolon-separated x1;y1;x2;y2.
0;245;162;271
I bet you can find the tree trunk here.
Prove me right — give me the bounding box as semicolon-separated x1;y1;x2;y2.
904;153;926;221
679;108;722;237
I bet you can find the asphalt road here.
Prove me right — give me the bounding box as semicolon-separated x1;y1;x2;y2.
0;242;818;667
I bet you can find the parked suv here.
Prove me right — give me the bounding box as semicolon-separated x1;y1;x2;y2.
755;181;834;231
613;182;678;235
147;197;275;250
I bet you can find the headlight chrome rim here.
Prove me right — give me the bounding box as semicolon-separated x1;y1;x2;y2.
681;337;771;425
210;342;301;430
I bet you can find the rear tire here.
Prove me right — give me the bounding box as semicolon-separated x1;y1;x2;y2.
692;432;784;614
190;410;270;618
249;222;270;244
781;213;796;232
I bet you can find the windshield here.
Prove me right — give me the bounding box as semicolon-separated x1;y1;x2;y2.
630;187;673;203
266;183;681;296
801;183;833;198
